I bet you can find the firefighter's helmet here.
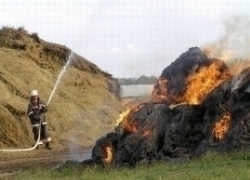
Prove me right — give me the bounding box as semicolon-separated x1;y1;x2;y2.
30;89;39;96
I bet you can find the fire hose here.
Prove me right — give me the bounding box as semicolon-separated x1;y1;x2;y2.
0;52;73;152
0;119;42;152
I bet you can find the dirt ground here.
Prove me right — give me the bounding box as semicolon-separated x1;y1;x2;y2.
0;142;92;178
0;97;142;179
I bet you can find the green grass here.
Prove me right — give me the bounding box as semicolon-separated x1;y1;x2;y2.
15;150;250;180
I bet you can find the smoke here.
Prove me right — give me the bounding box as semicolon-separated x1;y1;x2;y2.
67;111;92;162
223;16;250;58
66;100;117;161
204;16;250;61
68;136;83;161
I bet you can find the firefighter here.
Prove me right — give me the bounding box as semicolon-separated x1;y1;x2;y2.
26;89;52;150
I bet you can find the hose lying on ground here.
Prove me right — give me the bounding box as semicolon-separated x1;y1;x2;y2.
0;120;42;152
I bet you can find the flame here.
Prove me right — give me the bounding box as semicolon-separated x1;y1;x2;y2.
102;142;114;166
151;77;168;103
116;104;146;133
203;44;235;62
204;46;250;76
183;60;230;104
116;109;131;126
213;112;231;141
151;61;231;105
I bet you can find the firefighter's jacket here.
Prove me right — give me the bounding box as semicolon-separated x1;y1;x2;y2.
27;98;47;125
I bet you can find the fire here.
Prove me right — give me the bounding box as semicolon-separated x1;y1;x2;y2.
116;104;146;133
151;77;168;103
203;46;250;76
116;109;131;126
203;44;235;62
151;60;231;105
102;142;114;167
183;60;230;104
213;112;232;141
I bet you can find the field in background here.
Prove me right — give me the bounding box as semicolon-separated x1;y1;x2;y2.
121;84;154;97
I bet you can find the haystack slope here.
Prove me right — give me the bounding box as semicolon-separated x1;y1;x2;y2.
0;27;121;148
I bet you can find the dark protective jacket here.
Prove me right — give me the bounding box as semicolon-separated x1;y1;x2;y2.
27;97;47;124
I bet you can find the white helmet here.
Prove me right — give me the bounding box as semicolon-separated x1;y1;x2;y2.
30;89;39;96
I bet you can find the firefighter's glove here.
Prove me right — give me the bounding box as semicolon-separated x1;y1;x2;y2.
40;105;48;113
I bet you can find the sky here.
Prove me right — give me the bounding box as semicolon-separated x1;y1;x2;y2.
1;0;250;78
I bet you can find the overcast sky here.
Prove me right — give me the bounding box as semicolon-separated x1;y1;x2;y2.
1;0;250;78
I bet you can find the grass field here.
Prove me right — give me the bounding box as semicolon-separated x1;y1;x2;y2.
15;150;250;180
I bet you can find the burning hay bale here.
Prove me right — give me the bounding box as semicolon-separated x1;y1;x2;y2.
151;47;231;104
82;47;250;167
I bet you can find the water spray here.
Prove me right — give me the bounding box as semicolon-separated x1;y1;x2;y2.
47;51;74;106
0;52;74;152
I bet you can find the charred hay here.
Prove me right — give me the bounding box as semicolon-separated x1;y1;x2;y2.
81;47;250;167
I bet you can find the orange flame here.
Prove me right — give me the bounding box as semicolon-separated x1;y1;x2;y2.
151;61;231;105
116;104;146;133
183;60;231;104
212;111;231;141
102;142;114;166
151;77;168;103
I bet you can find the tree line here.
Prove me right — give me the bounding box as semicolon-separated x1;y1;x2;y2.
119;75;157;85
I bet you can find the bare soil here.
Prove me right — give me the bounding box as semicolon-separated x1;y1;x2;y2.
0;97;139;179
0;142;92;178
